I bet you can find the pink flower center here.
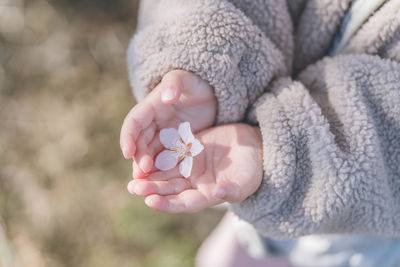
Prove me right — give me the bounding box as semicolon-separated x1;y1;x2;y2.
173;140;192;161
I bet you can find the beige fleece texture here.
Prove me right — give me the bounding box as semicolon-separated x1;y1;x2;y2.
128;0;288;124
128;0;400;238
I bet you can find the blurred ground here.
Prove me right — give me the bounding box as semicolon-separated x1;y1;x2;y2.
0;0;224;266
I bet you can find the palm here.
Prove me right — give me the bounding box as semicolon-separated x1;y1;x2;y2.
120;70;217;174
130;124;263;213
189;128;261;206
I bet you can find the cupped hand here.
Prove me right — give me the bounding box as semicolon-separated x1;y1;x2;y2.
120;70;217;177
127;124;263;213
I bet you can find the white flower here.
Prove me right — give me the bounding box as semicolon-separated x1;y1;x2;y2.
155;122;204;178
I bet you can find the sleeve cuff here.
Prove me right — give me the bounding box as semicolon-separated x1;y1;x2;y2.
127;0;287;124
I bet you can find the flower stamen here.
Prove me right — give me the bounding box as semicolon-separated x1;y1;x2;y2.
155;122;204;178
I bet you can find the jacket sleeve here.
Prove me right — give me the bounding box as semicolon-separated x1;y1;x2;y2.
231;54;400;238
127;0;290;124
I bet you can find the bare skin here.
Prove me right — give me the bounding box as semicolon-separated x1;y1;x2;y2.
128;124;263;213
120;70;263;212
120;70;217;177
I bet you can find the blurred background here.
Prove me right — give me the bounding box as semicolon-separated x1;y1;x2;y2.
0;0;223;266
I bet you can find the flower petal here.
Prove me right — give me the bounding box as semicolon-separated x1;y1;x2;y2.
179;156;193;178
155;150;179;171
159;128;180;149
178;122;195;145
190;139;204;157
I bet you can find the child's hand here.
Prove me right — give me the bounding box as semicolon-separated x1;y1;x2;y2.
120;70;217;176
127;124;263;213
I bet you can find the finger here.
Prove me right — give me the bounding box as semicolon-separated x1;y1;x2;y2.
127;178;191;196
212;179;242;203
120;103;155;158
127;180;135;194
145;167;181;181
135;123;157;173
135;131;164;174
160;70;212;104
132;160;147;179
134;132;175;179
120;113;139;159
166;70;215;103
160;71;184;104
144;190;220;213
147;132;164;165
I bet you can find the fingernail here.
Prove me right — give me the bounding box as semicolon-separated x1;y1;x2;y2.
127;181;136;194
122;144;129;159
214;188;227;199
161;88;175;101
139;160;148;173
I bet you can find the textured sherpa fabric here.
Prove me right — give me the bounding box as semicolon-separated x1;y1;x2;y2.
232;55;400;238
342;0;400;61
228;0;294;68
128;0;287;124
291;0;353;72
128;0;400;238
230;1;400;238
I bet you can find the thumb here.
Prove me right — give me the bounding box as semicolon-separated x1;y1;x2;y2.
212;179;243;203
160;70;184;104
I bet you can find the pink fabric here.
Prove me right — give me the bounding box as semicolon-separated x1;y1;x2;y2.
196;212;292;267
